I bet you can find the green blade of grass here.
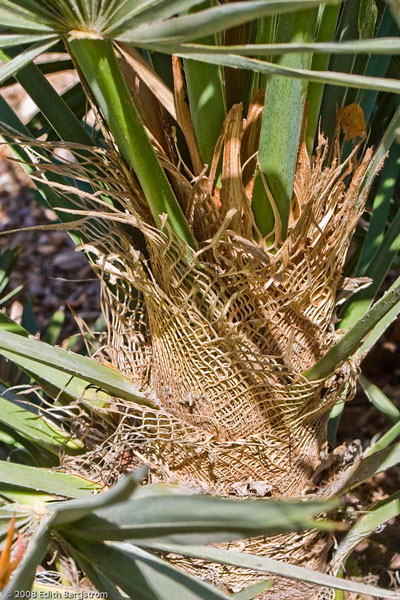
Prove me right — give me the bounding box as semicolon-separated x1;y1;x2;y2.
325;441;400;495
247;15;276;104
0;301;38;339
178;36;400;56
43;309;65;345
107;0;206;36
50;470;145;526
29;56;74;76
343;0;378;108
357;279;400;359
0;3;55;31
0;32;55;47
0;284;24;306
328;104;400;434
64;539;230;600
0;247;19;295
0;96;93;240
0;0;57;23
386;0;400;28
21;298;37;336
69;38;196;249
0;487;56;505
0;420;57;468
64;546;128;600
230;580;274;600
173;50;400;95
0;393;82;455
366;420;400;455
361;7;398;125
358;103;400;204
26;81;87;137
65;495;336;544
0;342;108;405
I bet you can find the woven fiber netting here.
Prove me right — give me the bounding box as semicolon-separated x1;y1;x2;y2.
10;125;378;598
84;134;371;500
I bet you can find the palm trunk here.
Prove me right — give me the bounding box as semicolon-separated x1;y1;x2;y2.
71;130;375;598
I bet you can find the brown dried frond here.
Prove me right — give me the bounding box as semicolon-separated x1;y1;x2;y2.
220;103;253;237
172;55;203;176
116;46;173;159
117;44;176;121
242;88;264;197
116;46;204;180
337;103;367;142
0;517;26;589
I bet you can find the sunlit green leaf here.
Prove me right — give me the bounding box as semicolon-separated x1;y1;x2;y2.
0;327;154;406
332;490;400;572
360;375;400;424
305;276;400;380
115;0;340;43
324;441;400;496
0;38;58;84
64;539;229;600
66;495;337;545
230;579;274;599
0;393;83;455
0;460;99;497
144;542;400;598
173;50;400;93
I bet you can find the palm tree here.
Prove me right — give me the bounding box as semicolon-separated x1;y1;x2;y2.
0;1;400;598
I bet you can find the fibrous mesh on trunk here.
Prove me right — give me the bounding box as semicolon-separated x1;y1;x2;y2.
2;101;379;597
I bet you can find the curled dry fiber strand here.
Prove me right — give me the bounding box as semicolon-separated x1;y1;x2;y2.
4;120;377;598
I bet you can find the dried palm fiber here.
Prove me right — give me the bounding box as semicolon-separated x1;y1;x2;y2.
1;108;378;599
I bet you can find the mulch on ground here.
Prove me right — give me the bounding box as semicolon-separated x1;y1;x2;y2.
0;147;100;338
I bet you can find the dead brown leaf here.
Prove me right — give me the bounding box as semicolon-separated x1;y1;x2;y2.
338;103;367;142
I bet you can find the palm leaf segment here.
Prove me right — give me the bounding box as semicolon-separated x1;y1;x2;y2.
1;0;400;93
0;1;336;44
